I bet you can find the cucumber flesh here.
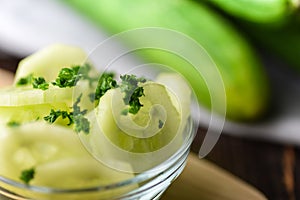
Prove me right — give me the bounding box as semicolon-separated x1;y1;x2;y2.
0;85;73;106
99;83;181;153
79;81;192;172
155;73;192;121
0;103;69;126
0;79;96;113
0;121;135;189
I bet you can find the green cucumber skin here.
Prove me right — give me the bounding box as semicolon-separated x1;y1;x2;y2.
64;0;270;120
241;20;300;71
205;0;298;23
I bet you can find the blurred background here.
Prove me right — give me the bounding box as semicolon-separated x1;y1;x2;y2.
0;0;300;199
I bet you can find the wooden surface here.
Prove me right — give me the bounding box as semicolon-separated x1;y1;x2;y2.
162;153;266;200
0;53;297;200
192;128;299;200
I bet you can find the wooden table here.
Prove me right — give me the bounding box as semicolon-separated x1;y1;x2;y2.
0;51;297;200
192;128;298;200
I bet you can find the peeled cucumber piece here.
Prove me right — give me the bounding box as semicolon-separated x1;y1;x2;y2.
0;80;95;115
0;103;69;126
14;44;87;85
0;122;135;190
63;0;270;120
4;44;97;110
79;81;192;172
100;83;181;153
155;73;192;121
0;85;73;106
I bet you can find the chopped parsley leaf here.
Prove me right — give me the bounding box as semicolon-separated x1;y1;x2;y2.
128;87;144;114
75;63;98;86
92;73;146;114
52;67;80;88
72;94;87;115
16;74;49;90
20;167;35;184
32;77;49;90
158;120;164;129
6;121;21;127
119;74;146;115
74;115;90;134
91;72;117;105
72;94;89;134
52;63;96;88
16;74;33;86
44;109;73;125
43;94;90;134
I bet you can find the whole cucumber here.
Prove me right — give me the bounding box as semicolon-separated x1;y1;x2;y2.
204;0;298;24
63;0;269;120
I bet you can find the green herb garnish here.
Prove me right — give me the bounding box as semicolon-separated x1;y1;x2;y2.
72;94;89;134
17;63;95;90
52;67;80;88
75;63;98;86
91;72;117;105
127;87;144;114
52;63;96;88
91;73;146;114
32;77;49;90
6;121;21;127
119;74;146;115
44;109;73;125
43;94;90;134
73;115;90;134
20;167;35;184
16;74;33;86
16;74;49;90
158;120;164;129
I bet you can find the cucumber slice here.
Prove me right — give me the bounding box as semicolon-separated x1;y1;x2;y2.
155;73;196;149
155;72;193;127
0;122;87;181
14;44;87;85
0;85;73;106
0;80;95;112
0;121;135;190
0;103;69;126
79;81;192;172
34;157;134;189
104;82;181;153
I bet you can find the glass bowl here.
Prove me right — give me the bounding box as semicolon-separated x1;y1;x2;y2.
0;117;195;200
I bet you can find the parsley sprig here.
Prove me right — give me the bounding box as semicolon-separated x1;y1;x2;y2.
16;74;33;86
44;94;90;134
90;72;117;105
16;74;49;90
72;93;90;134
52;67;80;88
43;109;73;125
90;73;146;114
52;63;97;88
32;77;49;90
119;74;146;115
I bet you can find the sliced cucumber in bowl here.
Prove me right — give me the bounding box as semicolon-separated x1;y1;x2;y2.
0;121;135;188
79;75;194;173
